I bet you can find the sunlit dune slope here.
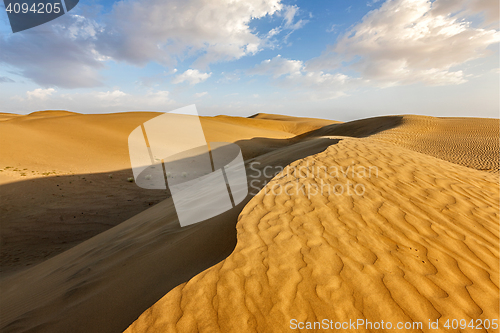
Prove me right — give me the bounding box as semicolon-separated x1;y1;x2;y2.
215;113;339;135
0;111;315;182
0;113;24;121
372;116;500;173
125;135;499;332
310;115;499;173
249;112;338;124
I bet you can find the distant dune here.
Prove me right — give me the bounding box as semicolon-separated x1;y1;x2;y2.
0;112;498;333
309;115;499;173
0;111;323;180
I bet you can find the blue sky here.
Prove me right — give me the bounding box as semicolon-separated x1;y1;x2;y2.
0;0;498;120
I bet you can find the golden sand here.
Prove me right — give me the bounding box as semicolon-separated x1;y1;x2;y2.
125;116;499;333
0;112;498;333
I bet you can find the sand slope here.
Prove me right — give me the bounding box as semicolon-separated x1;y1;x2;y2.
0;111;307;182
0;111;337;332
215;113;339;136
312;115;499;173
1;111;333;277
125;119;499;332
1;113;498;333
372;116;500;173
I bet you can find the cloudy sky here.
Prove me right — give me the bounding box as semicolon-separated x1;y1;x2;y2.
0;0;498;120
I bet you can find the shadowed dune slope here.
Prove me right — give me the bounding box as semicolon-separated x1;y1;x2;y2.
125;136;499;333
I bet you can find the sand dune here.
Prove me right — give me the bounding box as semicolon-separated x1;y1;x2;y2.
311;115;499;173
125;135;499;333
0;111;313;182
215;113;339;136
1;112;498;333
124;116;499;332
372;116;499;173
0;111;333;277
0;136;337;333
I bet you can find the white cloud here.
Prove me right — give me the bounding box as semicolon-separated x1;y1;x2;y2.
282;5;308;31
326;24;337;33
89;90;173;108
248;55;302;78
1;0;305;88
467;0;500;24
266;27;281;38
367;0;381;7
0;14;106;88
432;0;499;24
218;71;240;83
281;71;352;100
63;14;102;40
195;92;208;98
308;0;500;86
249;55;358;100
146;91;172;105
261;5;307;47
8;88;175;112
96;0;284;68
261;4;308;45
95;90;128;105
172;69;212;85
26;88;56;100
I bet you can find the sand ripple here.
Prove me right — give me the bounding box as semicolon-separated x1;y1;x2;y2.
126;137;499;333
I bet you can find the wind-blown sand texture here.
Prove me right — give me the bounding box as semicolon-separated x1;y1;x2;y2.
371;116;499;173
125;116;499;333
0;112;498;333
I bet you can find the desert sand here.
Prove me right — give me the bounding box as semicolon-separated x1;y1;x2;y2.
0;112;498;333
0;111;335;277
